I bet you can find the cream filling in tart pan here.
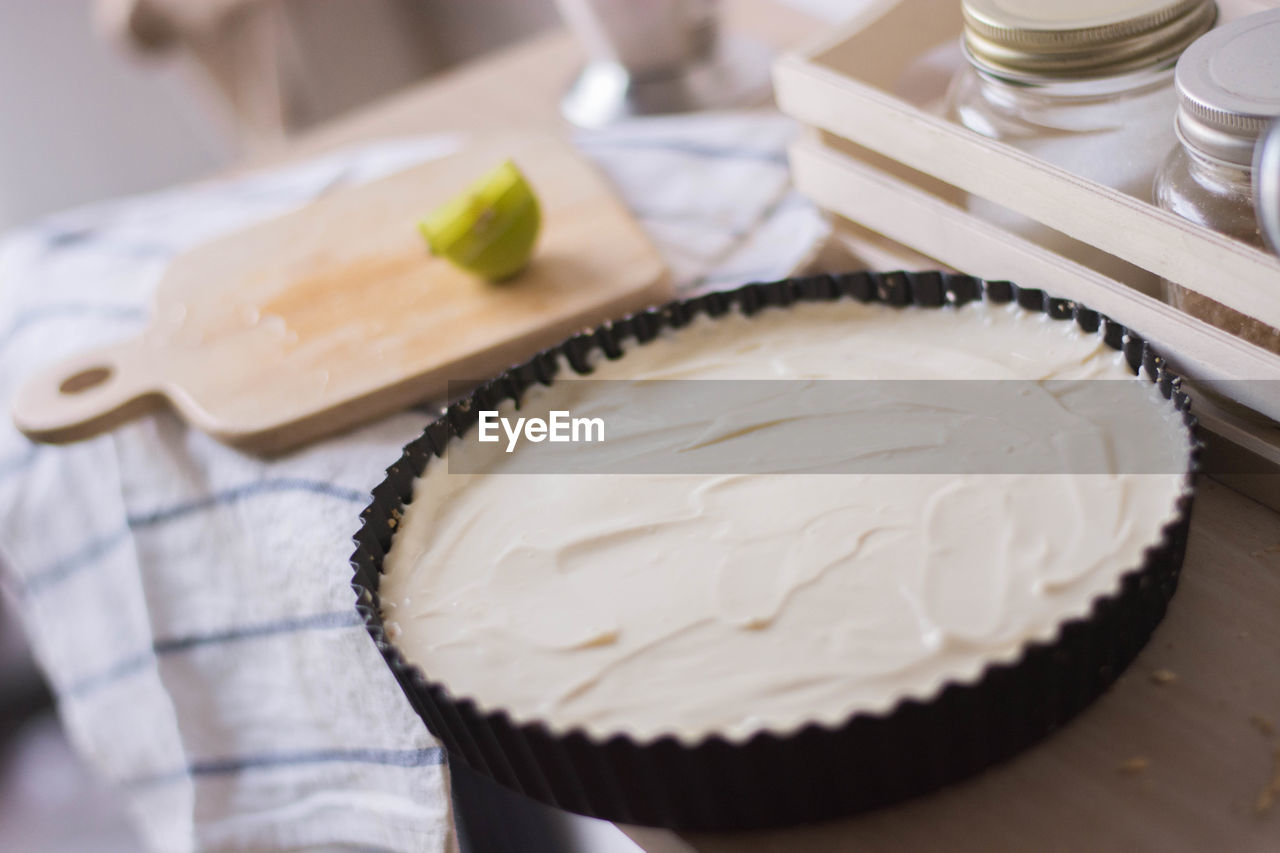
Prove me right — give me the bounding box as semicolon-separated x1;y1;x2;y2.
352;271;1197;829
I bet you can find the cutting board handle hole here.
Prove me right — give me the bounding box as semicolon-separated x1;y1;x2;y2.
60;366;112;395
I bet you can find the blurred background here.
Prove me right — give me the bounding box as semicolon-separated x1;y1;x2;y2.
0;0;566;232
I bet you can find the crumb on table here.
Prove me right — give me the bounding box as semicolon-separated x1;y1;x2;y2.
1119;757;1149;775
1255;746;1280;816
1149;668;1177;686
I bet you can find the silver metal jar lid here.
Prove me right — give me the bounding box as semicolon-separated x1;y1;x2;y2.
962;0;1216;78
1175;9;1280;168
1257;119;1280;255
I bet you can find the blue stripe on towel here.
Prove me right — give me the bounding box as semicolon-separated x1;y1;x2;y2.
126;478;368;526
153;610;364;655
23;528;134;595
128;747;444;788
34;224;177;259
62;651;154;698
22;478;369;594
64;609;366;698
190;747;445;775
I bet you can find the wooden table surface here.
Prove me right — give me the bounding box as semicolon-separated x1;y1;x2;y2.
277;3;1280;849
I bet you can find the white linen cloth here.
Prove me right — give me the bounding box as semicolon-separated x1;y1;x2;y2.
0;112;829;852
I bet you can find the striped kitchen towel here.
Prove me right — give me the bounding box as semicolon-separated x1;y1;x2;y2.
0;111;829;852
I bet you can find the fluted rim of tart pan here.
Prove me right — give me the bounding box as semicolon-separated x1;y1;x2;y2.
351;270;1199;830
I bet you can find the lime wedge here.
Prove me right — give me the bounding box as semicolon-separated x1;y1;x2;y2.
419;160;542;281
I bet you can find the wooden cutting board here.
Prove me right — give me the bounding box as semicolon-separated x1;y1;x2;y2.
11;133;671;453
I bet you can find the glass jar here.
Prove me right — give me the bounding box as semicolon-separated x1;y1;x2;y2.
946;0;1216;294
948;64;1180;200
1154;9;1280;354
1259;120;1280;256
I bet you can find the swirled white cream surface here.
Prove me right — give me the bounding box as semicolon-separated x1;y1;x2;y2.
381;300;1191;742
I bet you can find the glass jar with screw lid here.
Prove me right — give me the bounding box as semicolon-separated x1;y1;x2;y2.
1154;9;1280;354
946;0;1216;293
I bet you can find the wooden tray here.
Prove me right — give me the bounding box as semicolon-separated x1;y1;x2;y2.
11;132;670;453
773;0;1280;415
788;136;1280;418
